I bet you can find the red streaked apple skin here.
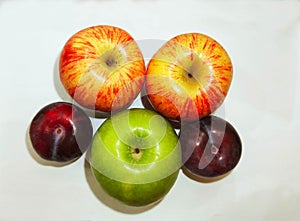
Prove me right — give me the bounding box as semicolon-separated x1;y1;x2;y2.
59;25;146;112
146;33;232;122
180;115;242;181
29;102;93;162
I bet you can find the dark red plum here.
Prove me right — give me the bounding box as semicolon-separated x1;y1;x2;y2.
29;102;93;163
180;115;242;182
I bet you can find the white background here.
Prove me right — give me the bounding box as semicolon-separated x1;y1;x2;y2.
1;0;300;220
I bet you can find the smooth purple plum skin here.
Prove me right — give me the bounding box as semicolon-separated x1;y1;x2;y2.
29;102;93;162
180;115;242;178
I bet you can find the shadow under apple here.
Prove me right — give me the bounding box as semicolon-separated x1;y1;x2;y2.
181;166;233;183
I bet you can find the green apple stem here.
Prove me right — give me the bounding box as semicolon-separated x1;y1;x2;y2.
131;147;143;161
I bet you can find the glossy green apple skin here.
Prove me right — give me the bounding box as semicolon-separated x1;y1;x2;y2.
90;108;181;207
92;167;179;207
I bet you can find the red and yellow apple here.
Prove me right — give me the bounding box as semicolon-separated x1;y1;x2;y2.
59;25;146;113
145;33;233;122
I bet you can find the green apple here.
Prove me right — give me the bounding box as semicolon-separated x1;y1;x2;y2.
89;108;181;207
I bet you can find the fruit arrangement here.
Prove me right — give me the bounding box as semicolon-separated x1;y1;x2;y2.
28;25;242;209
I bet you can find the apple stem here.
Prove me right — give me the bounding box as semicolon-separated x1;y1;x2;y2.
134;148;140;154
56;128;63;135
131;147;142;160
211;146;219;155
106;58;117;67
187;73;193;78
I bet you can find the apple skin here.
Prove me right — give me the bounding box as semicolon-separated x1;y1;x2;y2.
91;167;179;207
29;102;93;162
89;108;181;206
180;115;242;181
59;25;146;113
145;33;232;122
